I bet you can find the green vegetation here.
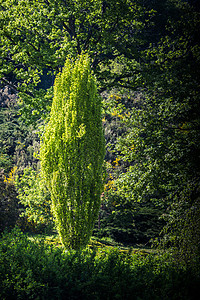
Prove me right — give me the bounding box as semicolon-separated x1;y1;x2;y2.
0;0;200;298
0;228;199;300
40;53;105;249
15;167;53;232
0;169;19;233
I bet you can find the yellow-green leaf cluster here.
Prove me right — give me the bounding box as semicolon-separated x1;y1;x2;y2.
40;53;105;250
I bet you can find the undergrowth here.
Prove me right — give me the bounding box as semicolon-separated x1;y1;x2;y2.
0;228;199;300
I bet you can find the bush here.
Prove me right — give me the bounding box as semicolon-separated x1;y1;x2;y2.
15;167;54;234
0;228;199;299
0;170;19;233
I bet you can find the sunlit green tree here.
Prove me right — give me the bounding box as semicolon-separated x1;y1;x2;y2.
40;53;105;249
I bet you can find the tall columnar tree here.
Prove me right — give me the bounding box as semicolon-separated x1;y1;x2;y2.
40;53;105;250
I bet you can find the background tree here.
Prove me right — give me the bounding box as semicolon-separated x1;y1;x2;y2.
0;168;19;233
0;86;40;172
93;91;165;245
110;0;200;266
0;87;17;172
0;0;155;121
40;53;105;250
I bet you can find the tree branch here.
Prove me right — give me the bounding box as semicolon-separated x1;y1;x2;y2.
0;78;18;93
0;77;34;97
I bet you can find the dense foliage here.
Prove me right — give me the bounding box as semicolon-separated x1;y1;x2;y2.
0;1;199;292
0;170;19;233
0;228;199;300
40;53;105;249
0;0;152;122
109;1;200;264
15;167;53;232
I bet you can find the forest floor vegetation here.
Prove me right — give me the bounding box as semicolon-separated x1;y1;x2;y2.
0;227;199;300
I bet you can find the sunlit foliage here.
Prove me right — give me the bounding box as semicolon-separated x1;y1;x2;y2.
40;53;105;249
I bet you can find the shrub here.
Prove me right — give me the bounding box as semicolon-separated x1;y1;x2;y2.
15;167;54;234
0;170;19;233
0;228;199;299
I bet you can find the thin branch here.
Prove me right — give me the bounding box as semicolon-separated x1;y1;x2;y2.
0;77;34;97
0;78;18;93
